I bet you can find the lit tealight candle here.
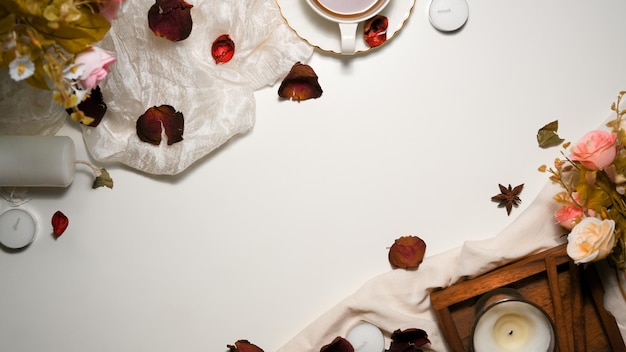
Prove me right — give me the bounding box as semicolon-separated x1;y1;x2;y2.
0;136;76;187
346;322;385;352
0;208;38;249
472;289;555;352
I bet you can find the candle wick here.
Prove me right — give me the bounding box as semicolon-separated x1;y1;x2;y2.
354;341;368;351
75;160;102;177
13;217;20;230
508;330;514;335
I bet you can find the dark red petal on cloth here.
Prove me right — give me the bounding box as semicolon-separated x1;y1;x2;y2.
388;328;431;351
51;211;69;238
320;336;354;352
388;236;427;269
212;34;235;64
277;62;323;102
70;86;107;127
363;15;388;48
136;105;184;145
148;0;194;41
226;340;264;352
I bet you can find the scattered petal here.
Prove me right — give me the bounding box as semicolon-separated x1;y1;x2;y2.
212;34;235;64
51;211;69;238
227;340;264;352
148;0;194;41
388;235;427;269
278;62;323;102
320;337;354;352
9;56;35;81
66;86;107;127
388;328;430;352
363;15;388;48
136;105;185;145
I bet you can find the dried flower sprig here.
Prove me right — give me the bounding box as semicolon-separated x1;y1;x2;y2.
539;91;626;270
0;0;124;125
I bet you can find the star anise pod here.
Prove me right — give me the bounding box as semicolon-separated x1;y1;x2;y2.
491;183;524;216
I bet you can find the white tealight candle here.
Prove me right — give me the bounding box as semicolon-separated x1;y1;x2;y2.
0;208;38;249
346;322;385;352
0;136;76;187
472;300;555;352
428;0;469;32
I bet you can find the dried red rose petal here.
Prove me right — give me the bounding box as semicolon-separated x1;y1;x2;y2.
388;236;426;269
148;0;194;42
363;15;388;48
320;337;354;352
69;86;107;127
277;62;323;102
388;328;430;352
51;211;69;238
136;105;184;145
227;340;264;352
212;34;235;64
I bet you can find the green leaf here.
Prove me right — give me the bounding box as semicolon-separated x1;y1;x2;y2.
537;120;564;148
92;168;114;189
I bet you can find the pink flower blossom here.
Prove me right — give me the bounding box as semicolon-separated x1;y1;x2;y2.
99;0;125;21
555;205;584;230
569;130;617;170
74;47;116;91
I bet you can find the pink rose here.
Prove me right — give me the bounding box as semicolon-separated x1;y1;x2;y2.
74;47;116;91
569;130;617;170
99;0;125;21
555;205;584;230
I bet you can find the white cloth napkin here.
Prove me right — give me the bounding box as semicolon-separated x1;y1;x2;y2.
277;179;626;351
84;0;313;175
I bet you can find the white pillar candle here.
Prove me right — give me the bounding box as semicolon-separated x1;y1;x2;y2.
0;208;37;249
346;322;385;352
472;300;555;352
0;136;75;187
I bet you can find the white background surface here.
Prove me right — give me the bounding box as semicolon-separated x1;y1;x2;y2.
2;1;626;351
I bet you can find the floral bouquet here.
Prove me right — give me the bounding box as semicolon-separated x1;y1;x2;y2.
0;0;124;126
539;92;626;274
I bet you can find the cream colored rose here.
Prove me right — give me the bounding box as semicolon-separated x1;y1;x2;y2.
566;217;616;264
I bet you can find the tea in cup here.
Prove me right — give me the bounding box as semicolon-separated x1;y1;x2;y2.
306;0;391;54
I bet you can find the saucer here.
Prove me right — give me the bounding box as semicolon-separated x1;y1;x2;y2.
275;0;416;54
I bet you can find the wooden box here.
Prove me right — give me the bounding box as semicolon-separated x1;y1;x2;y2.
429;244;625;351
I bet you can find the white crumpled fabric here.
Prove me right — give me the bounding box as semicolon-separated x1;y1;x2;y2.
83;0;313;175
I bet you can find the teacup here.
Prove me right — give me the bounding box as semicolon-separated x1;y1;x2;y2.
306;0;391;54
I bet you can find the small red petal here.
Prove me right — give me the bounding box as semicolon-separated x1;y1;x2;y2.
51;211;69;238
212;34;235;64
320;337;354;352
277;62;323;102
388;236;426;269
363;15;388;48
148;0;194;42
136;105;184;145
227;340;264;352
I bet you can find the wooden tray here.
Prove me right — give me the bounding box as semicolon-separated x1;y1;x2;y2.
429;244;625;351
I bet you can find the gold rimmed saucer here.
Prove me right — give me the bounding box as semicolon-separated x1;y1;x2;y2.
275;0;416;55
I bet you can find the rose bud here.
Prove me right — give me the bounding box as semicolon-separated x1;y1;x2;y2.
320;337;354;352
277;62;323;102
388;236;426;269
136;105;184;145
148;0;194;41
363;15;388;48
51;211;69;238
67;86;107;127
227;340;264;352
388;328;430;352
212;34;235;64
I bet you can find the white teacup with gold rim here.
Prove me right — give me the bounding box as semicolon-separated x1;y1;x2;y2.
306;0;391;55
